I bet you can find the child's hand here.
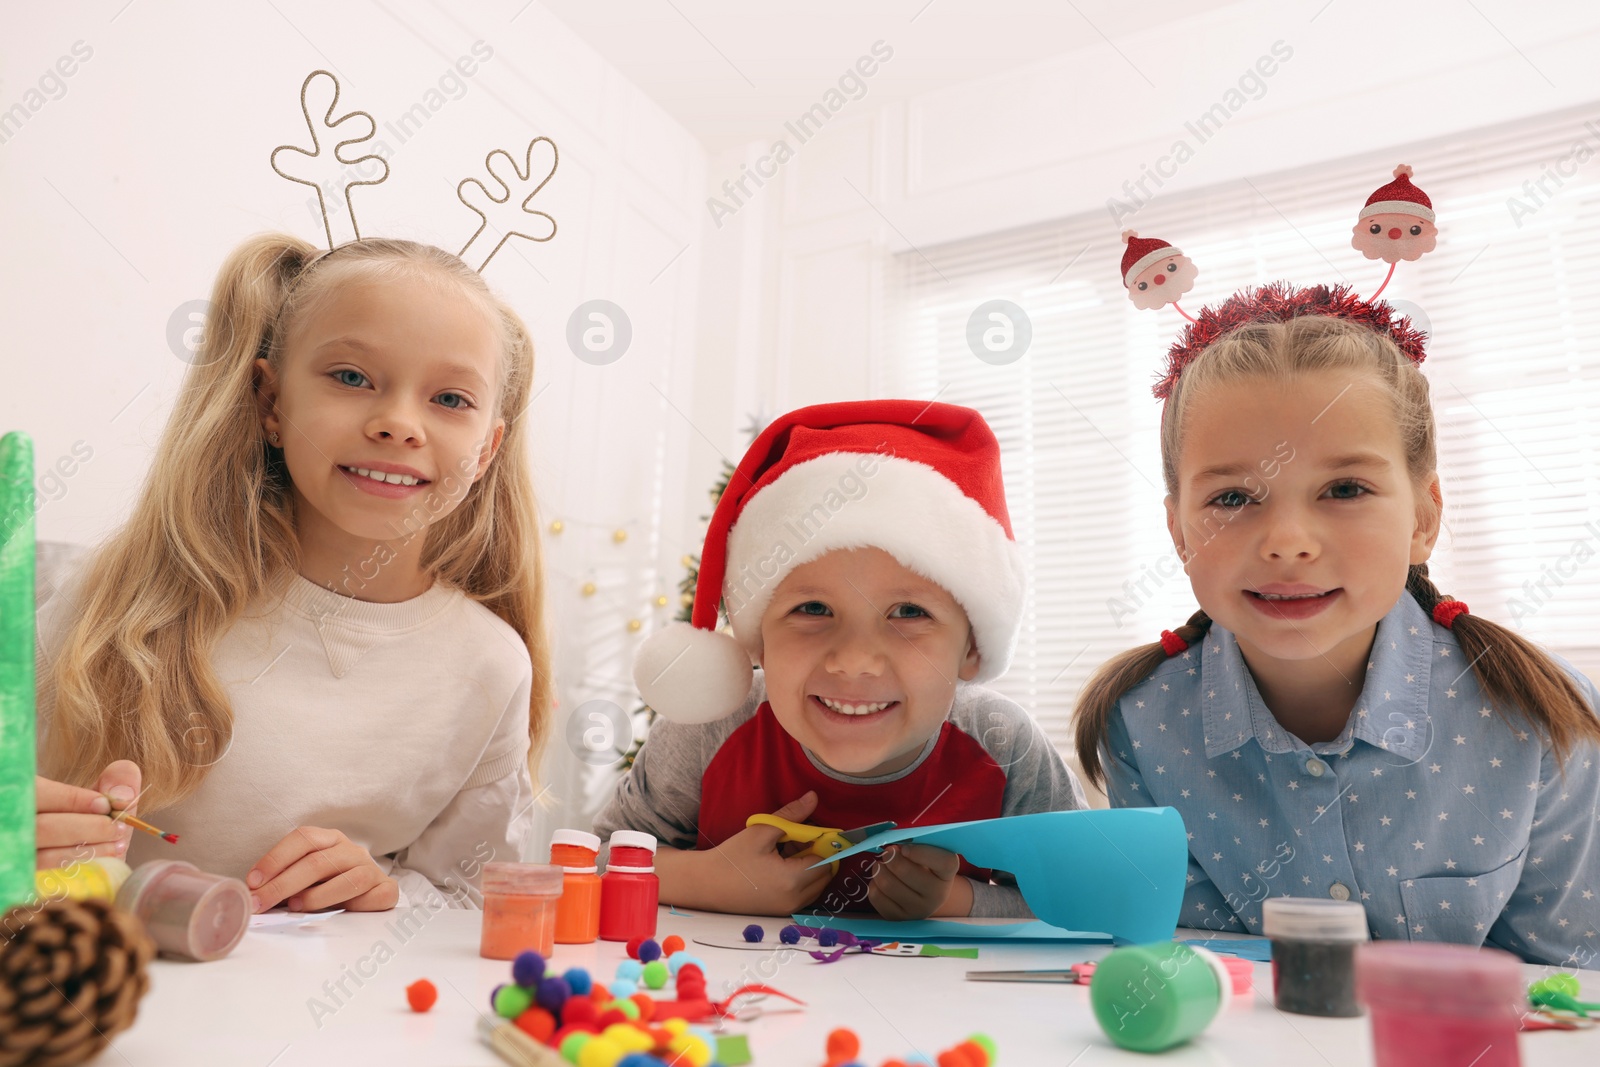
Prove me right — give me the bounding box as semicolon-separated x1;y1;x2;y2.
246;826;398;913
34;760;141;869
656;791;833;915
867;842;974;920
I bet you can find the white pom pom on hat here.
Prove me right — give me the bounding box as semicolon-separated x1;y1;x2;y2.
632;621;754;725
633;399;1025;725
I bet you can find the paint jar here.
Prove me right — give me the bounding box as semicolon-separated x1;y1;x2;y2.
34;857;132;904
1089;941;1236;1052
1356;942;1524;1067
115;860;251;961
550;829;602;944
598;830;658;942
1262;897;1369;1017
479;862;562;960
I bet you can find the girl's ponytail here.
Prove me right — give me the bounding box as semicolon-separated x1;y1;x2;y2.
1404;564;1600;767
1074;608;1214;790
40;233;320;811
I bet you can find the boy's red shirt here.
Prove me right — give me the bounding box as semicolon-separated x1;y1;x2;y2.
695;701;1007;913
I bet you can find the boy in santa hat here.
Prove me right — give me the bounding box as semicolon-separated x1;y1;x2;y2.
595;400;1085;919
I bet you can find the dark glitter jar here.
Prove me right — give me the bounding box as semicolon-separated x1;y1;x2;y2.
1262;897;1370;1017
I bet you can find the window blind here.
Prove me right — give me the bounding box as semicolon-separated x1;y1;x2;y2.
880;101;1600;754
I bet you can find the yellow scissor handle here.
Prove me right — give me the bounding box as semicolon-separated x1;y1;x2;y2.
745;814;851;863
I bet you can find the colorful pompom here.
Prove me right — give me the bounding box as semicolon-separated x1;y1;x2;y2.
512;949;546;987
563;966;593;996
405;978;437;1012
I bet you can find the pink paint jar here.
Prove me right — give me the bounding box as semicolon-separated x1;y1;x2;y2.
1355;941;1524;1067
115;860;251;961
479;862;562;960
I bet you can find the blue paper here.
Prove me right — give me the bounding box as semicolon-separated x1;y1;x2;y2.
815;807;1188;945
793;915;1112;943
1181;936;1272;962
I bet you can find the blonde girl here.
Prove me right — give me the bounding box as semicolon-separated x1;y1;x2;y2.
34;234;552;912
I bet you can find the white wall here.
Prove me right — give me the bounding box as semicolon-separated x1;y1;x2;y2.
693;0;1600;423
0;1;708;850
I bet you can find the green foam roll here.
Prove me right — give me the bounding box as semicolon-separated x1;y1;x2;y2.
0;431;37;912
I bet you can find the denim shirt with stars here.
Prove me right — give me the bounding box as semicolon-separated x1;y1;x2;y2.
1104;592;1600;967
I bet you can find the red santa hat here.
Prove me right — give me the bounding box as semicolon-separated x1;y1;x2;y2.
1120;230;1182;287
633;400;1026;724
1358;164;1434;222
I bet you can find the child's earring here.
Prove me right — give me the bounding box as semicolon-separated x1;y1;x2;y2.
268;432;280;447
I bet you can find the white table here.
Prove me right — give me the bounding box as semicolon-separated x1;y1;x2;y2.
86;907;1600;1066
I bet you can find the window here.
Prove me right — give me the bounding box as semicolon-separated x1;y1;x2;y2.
881;101;1600;753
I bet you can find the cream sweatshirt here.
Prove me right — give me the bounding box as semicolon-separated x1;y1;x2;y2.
37;567;536;909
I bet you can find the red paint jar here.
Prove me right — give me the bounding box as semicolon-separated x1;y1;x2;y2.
598;830;658;942
1356;941;1524;1067
550;828;602;944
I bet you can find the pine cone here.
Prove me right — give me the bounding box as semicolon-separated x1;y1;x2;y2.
0;898;155;1067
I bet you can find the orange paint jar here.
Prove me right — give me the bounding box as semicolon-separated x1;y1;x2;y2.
479;862;562;960
551;829;602;944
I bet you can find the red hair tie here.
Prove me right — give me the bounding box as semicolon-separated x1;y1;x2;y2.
1159;630;1189;657
1433;600;1470;629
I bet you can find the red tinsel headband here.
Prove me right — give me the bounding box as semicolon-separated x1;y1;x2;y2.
1152;282;1431;400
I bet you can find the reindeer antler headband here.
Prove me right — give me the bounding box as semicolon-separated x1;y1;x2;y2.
1120;165;1440;399
270;69;558;271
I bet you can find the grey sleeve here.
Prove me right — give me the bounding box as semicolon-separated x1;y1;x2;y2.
949;685;1087;816
968;879;1032;918
591;681;763;849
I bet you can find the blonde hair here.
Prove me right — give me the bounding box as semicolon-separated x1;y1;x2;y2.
1074;312;1600;787
40;233;554;811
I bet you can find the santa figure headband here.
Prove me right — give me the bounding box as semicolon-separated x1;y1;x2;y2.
269;69;558;270
1119;164;1439;397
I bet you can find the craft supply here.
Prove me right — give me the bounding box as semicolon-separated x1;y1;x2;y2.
742;923;764;943
477;1014;569;1067
1089;941;1235;1053
966;968;1082;984
642;960;669;989
1356;942;1524;1067
115;859;250;961
598;830;658;941
826;1027;861;1061
480;862;563;960
513;949;546;986
34;856;133;904
0;897;155;1066
1262;897;1368;1017
662;934;685;955
745;812;896;872
1181;937;1272;963
814;807;1188;945
797;915;1112;944
818;1029;995;1067
1526;972;1600;1017
549;828;602;944
0;432;36;915
637;937;662;962
108;806;179;844
714;1033;753;1066
406;978;437;1012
